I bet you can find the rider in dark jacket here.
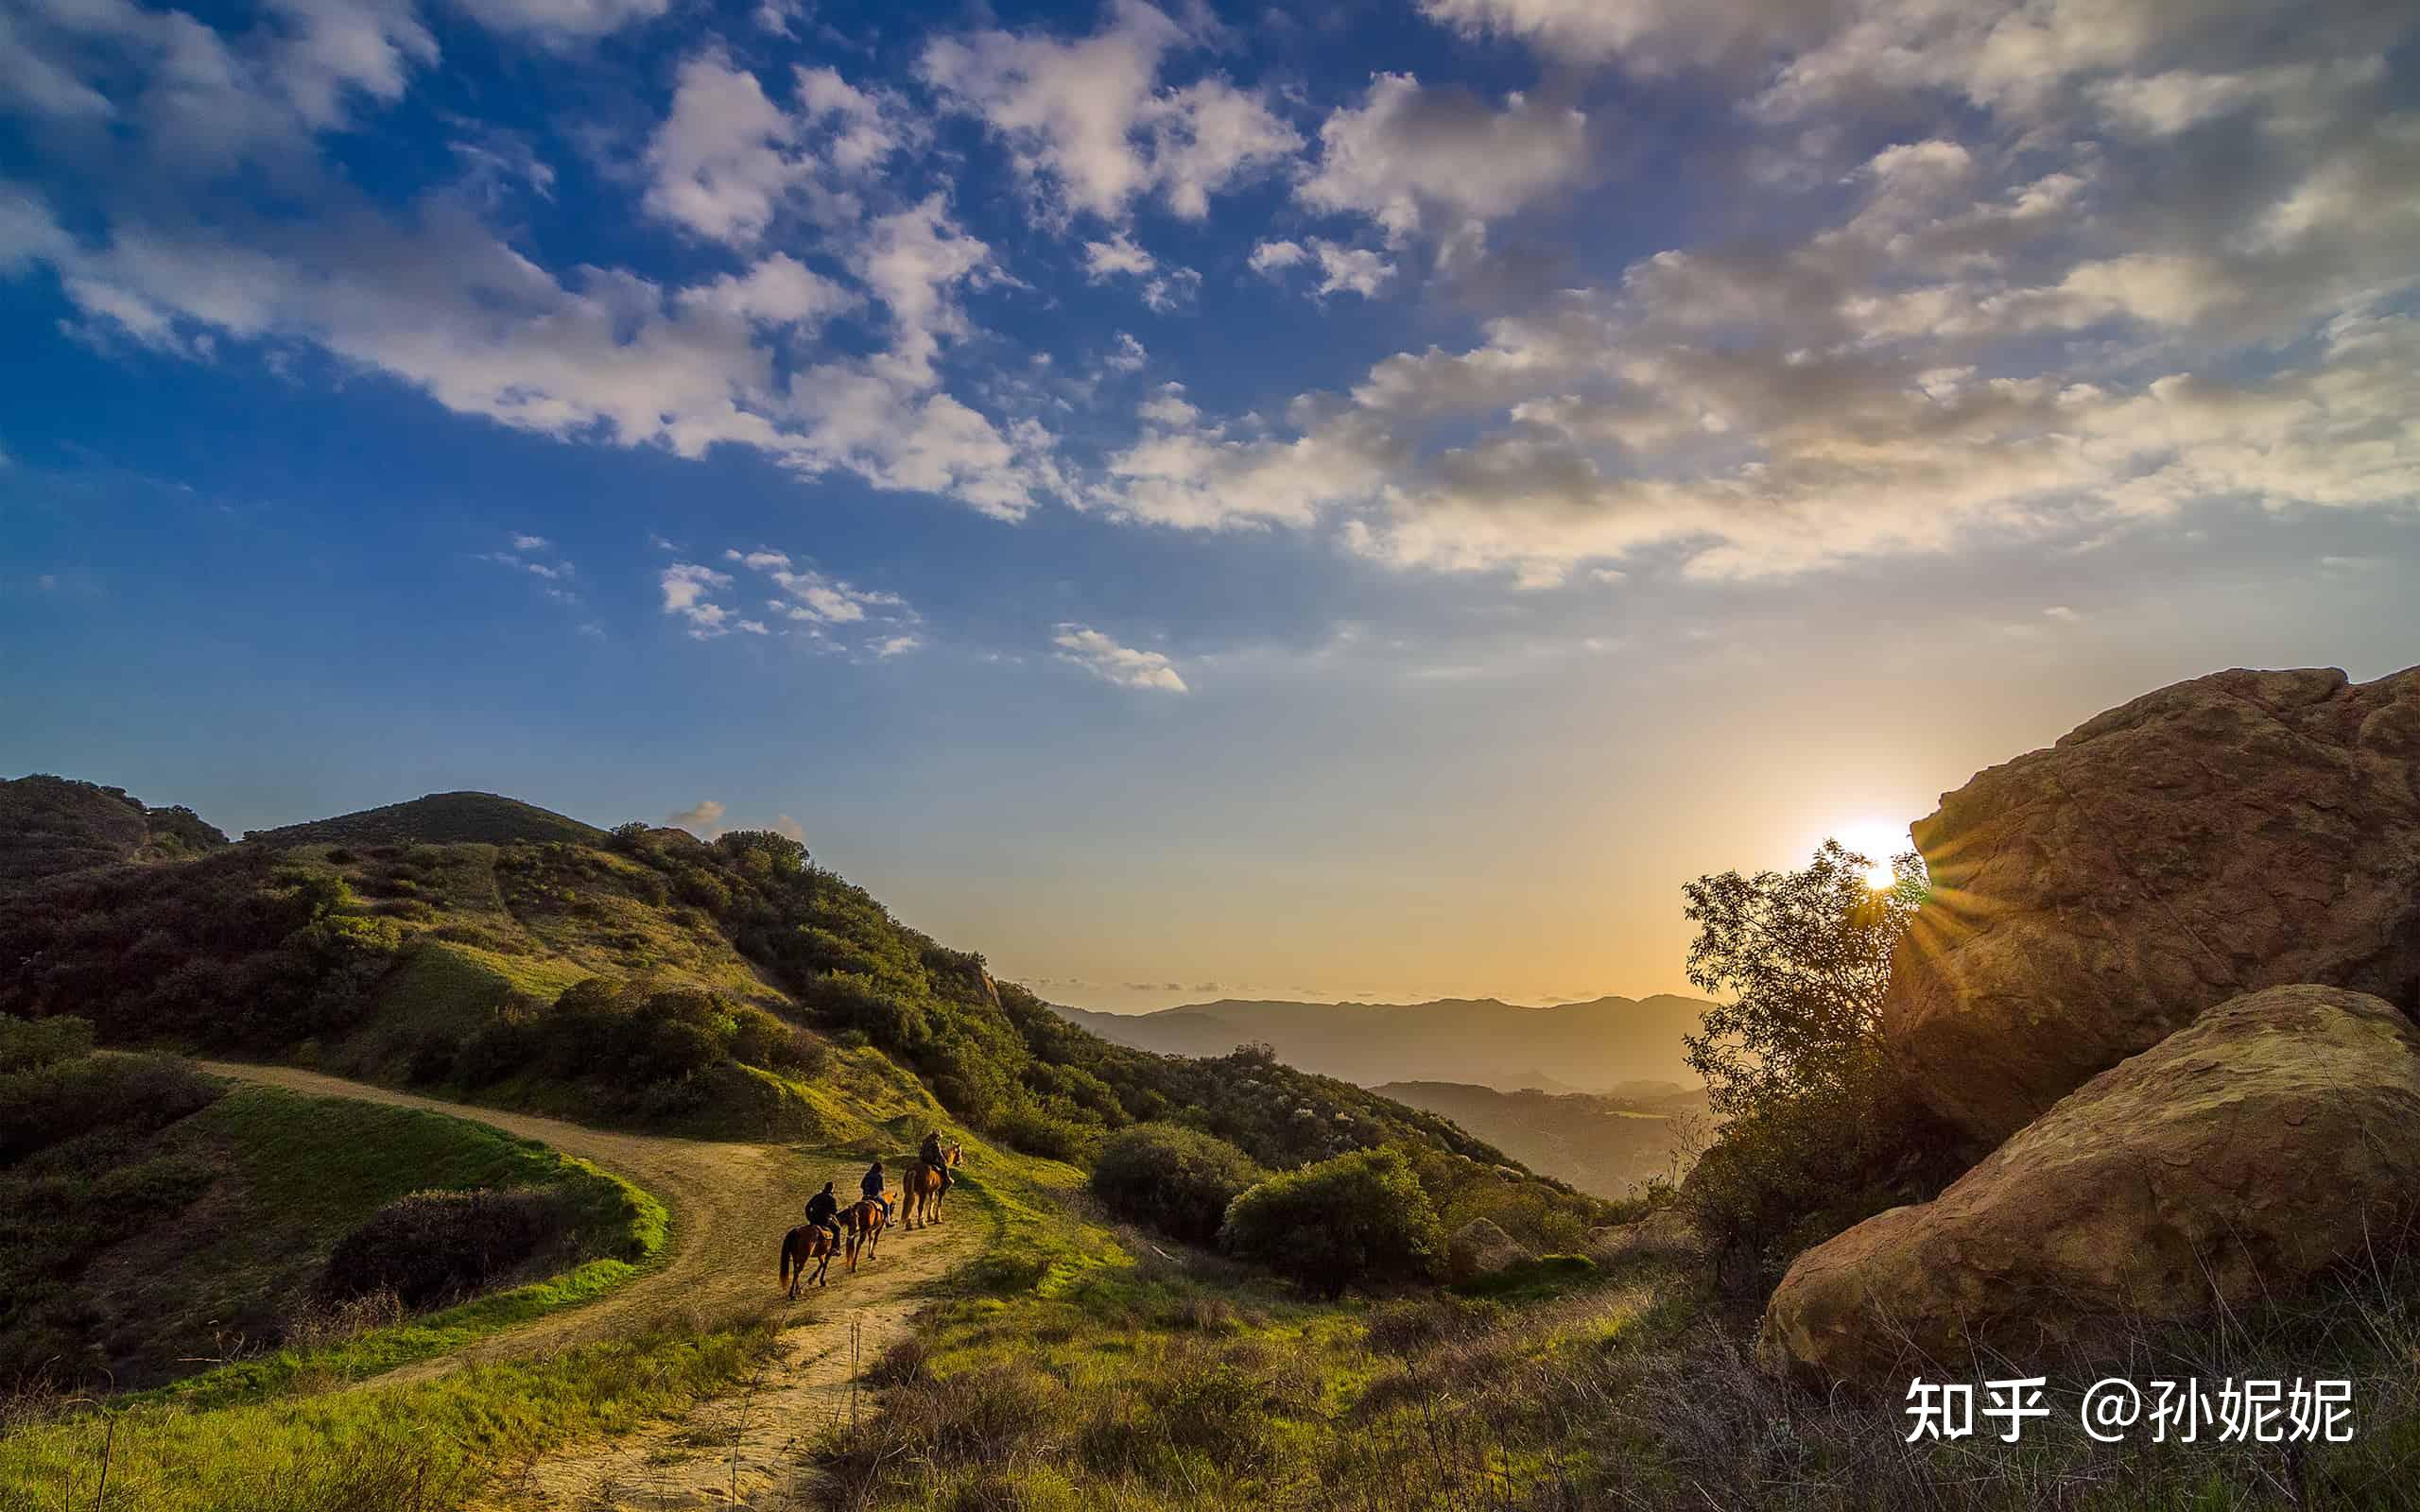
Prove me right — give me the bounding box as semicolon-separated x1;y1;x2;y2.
919;1129;953;1194
804;1181;841;1249
861;1160;889;1217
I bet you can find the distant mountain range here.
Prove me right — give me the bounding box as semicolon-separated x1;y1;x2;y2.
1050;993;1714;1095
1374;1081;1710;1200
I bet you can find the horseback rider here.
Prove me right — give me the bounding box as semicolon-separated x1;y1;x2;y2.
919;1127;954;1196
803;1180;842;1251
860;1158;890;1220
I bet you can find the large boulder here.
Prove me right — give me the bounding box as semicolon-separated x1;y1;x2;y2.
1886;664;2420;1142
1759;986;2420;1385
1447;1217;1533;1283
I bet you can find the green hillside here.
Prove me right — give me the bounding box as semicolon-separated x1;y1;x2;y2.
0;1021;656;1391
0;783;1605;1242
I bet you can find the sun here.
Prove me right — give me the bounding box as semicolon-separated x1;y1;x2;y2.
1834;817;1911;890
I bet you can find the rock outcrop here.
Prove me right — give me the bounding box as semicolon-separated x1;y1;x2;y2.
1885;664;2420;1142
1448;1217;1533;1283
1759;986;2420;1384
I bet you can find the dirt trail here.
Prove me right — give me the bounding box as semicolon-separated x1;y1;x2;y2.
196;1061;977;1507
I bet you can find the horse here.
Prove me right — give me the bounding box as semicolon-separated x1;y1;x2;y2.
779;1222;839;1297
843;1194;889;1271
901;1142;962;1230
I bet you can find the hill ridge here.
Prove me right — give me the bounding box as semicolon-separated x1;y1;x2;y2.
247;791;610;848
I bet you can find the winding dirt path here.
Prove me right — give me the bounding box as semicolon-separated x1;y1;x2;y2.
195;1062;977;1508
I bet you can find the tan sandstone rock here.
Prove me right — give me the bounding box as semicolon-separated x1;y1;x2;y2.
1448;1217;1533;1283
1758;986;2420;1385
1886;664;2420;1143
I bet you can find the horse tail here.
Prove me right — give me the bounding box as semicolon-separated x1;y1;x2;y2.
779;1230;795;1289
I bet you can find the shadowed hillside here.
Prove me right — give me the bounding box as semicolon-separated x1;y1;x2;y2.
246;792;610;849
0;775;227;890
1055;993;1713;1093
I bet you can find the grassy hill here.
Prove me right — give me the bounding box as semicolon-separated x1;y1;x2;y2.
0;1020;657;1392
0;774;227;890
1055;992;1715;1093
1374;1079;1711;1199
245;792;610;849
0;781;1606;1244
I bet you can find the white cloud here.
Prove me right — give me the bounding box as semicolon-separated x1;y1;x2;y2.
677;252;855;328
667;798;725;833
1105;332;1149;371
1053;623;1188;692
772;813;806;841
1299;74;1589;240
1418;0;1838;72
728;549;909;625
1250;237;1394;298
510;532;549;552
1248;239;1306;273
1081;231;1156;280
453;0;666;39
2;0;440;168
1309;241;1394;299
872;633;925;657
661;562;735;636
1137;384;1198;427
642;53;908;246
918;1;1299;225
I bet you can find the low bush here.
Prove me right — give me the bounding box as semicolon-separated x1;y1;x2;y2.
320;1189;574;1308
1680;1068;1962;1294
0;1015;94;1076
989;1105;1099;1166
0;1047;222;1166
1089;1124;1263;1246
1220;1147;1446;1297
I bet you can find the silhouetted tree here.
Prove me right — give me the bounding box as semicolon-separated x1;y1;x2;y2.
1681;838;1924;1120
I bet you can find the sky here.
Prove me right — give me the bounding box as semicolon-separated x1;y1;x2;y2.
3;0;2416;1015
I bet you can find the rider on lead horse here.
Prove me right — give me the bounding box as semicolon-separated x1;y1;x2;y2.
919;1128;954;1196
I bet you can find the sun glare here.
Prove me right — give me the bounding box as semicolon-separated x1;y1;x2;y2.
1835;818;1911;890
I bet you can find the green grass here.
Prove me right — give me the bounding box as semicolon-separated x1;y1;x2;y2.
188;1084;657;1251
1;1320;773;1512
0;1076;666;1398
362;939;592;1038
820;1153;2420;1512
129;1086;669;1408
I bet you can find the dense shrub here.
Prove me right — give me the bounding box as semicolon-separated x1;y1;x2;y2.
712;829;807;878
991;1105;1101;1165
0;1048;224;1166
0;850;403;1050
1089;1124;1263;1246
1680;1071;1962;1293
320;1189;572;1308
0;1014;94;1075
672;868;732;912
1220;1147;1446;1297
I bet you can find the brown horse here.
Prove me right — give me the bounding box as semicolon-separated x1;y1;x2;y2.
843;1195;889;1271
900;1142;962;1230
779;1223;839;1297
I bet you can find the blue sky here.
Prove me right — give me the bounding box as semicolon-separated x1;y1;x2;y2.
4;0;2417;1010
